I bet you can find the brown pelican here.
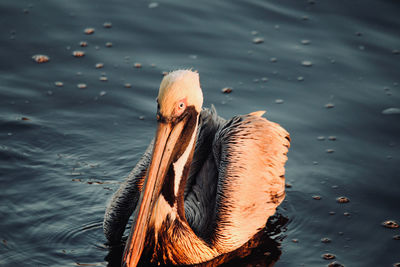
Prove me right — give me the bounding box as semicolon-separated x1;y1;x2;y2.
103;70;290;266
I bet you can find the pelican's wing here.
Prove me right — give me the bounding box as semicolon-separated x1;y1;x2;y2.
103;139;153;244
211;113;290;253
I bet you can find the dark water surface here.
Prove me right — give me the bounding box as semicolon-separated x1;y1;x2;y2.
1;0;399;266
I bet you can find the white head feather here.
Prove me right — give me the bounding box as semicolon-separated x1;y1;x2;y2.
158;70;203;116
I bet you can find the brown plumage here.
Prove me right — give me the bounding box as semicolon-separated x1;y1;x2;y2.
103;70;290;266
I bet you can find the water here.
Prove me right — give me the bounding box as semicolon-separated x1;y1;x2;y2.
1;0;399;266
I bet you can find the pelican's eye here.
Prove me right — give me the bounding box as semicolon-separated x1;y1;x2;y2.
174;98;187;116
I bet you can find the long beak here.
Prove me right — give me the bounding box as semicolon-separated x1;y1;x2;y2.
122;120;186;267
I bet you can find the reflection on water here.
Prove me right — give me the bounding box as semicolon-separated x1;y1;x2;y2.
1;0;400;266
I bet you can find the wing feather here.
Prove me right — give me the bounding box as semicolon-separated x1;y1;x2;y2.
211;113;290;253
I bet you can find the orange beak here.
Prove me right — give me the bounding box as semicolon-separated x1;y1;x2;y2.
122;120;186;267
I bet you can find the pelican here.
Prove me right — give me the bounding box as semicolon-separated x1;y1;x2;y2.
103;70;290;266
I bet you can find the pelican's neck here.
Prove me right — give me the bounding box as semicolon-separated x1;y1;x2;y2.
147;114;221;265
151;114;199;232
173;116;198;207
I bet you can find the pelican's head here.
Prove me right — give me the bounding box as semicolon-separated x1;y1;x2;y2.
157;70;203;121
123;70;203;267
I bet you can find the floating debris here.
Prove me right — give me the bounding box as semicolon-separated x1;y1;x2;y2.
312;195;321;200
95;63;104;69
72;51;85;57
99;91;107;96
325;103;335;109
32;54;49;63
322;253;336;260
301;39;311;45
275;99;284;104
103;22;112;28
134;62;142;68
124;83;132;88
99;76;108;82
382;220;399;229
297;76;304;81
105;42;113;48
382;107;400;115
326;149;335;153
301;60;313;67
54;81;64;87
336;196;350;203
75;262;101;266
221;87;232;94
328;262;344;267
355;32;362;36
252;37;264;44
148;2;159;8
84;28;95;35
321;237;331;243
302;15;309;21
47;90;53;96
77;83;87;89
80;41;88;47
